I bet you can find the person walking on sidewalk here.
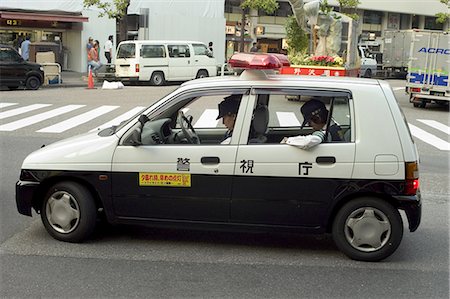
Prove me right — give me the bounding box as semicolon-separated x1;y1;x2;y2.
104;35;113;64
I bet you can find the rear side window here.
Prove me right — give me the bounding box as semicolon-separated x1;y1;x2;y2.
117;43;135;59
141;45;166;58
0;47;21;62
192;44;208;55
168;45;190;58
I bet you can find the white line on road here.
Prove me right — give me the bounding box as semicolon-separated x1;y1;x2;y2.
90;106;146;132
409;123;450;151
276;112;301;127
0;104;51;120
0;103;18;109
0;105;85;131
417;119;450;135
392;87;405;91
37;105;120;133
193;109;219;128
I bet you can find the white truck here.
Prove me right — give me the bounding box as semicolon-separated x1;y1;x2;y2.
405;30;450;108
382;30;413;78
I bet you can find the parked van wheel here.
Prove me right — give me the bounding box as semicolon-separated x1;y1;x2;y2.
26;76;41;90
150;72;165;86
363;69;372;78
196;70;209;79
332;197;403;262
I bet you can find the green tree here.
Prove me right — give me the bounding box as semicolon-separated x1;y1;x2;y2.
83;0;130;43
337;0;360;20
436;0;450;24
238;0;279;52
285;15;308;55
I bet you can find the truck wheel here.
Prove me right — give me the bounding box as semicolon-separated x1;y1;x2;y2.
419;101;426;108
26;76;41;90
196;70;209;79
332;197;403;262
150;72;165;86
41;182;97;243
364;69;372;78
413;102;420;108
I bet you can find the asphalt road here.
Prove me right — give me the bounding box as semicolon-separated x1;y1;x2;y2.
0;81;448;298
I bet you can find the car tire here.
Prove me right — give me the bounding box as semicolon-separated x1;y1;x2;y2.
413;102;420;108
364;69;372;78
26;75;41;90
332;197;403;262
41;182;97;243
196;70;209;79
150;72;165;86
419;101;426;108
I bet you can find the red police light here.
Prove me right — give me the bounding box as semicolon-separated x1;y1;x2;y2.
228;53;289;69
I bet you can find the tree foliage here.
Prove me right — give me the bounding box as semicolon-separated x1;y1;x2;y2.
436;0;450;24
337;0;360;20
83;0;130;42
285;15;308;55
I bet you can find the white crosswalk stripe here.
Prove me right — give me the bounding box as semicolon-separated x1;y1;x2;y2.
0;105;85;131
276;112;301;127
37;105;119;133
193;109;219;128
0;104;51;120
408;124;450;151
0;102;18;109
417;119;450;135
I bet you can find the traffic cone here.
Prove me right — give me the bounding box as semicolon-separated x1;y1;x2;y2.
86;66;95;89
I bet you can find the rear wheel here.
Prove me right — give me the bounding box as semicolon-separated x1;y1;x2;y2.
26;75;41;90
196;70;209;79
150;72;165;86
332;197;403;261
41;182;97;243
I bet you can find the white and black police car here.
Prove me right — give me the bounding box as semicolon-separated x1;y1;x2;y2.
16;53;421;261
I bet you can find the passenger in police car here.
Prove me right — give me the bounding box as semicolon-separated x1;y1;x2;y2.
281;99;342;149
216;95;241;144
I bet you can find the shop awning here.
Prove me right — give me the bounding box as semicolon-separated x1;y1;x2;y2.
0;11;88;23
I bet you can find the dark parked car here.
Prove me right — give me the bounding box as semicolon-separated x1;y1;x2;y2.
0;44;44;90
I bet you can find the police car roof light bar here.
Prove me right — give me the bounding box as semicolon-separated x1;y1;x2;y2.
228;53;290;70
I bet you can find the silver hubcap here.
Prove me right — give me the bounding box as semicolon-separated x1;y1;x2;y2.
46;191;80;234
153;75;162;84
344;207;391;252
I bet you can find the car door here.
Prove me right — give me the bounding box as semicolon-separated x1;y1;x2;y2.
167;44;192;80
0;46;24;85
111;89;250;222
231;88;355;227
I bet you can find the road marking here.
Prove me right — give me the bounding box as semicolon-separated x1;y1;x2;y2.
409;124;450;151
193;109;219;128
0;105;85;131
0;103;18;109
0;104;51;120
90;106;146;132
37;105;119;133
417;119;450;135
276;112;301;127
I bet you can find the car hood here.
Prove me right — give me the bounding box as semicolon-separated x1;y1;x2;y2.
22;131;120;171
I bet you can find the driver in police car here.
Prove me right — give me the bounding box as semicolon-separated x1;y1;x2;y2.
281;99;341;149
216;95;241;144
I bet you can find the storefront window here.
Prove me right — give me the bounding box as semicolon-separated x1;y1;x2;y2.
424;16;444;30
363;11;382;24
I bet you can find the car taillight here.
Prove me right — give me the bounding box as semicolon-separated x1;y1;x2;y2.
405;161;419;195
411;87;421;93
135;63;140;73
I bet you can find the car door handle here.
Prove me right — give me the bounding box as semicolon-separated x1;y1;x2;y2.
201;156;220;164
316;156;336;164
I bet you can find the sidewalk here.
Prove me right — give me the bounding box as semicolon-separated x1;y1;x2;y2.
43;70;118;88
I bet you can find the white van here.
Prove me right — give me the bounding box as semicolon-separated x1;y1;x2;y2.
115;40;217;85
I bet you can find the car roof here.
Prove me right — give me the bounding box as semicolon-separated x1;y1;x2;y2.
180;70;381;91
118;40;206;45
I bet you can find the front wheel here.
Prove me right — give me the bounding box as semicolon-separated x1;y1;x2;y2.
41;182;97;243
332;197;403;262
150;72;165;86
26;75;41;90
196;70;209;79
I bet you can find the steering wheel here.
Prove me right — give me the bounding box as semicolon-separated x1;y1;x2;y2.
177;110;200;144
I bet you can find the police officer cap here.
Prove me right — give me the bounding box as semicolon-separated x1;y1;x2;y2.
216;95;241;120
301;99;327;128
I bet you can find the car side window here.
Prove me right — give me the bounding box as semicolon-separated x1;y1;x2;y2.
168;45;191;58
141;45;166;58
0;48;20;62
247;90;352;144
192;44;208;56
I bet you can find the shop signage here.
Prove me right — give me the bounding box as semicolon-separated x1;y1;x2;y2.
6;19;22;26
226;25;235;35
